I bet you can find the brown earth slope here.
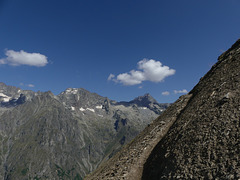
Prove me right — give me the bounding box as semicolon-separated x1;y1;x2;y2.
85;39;240;180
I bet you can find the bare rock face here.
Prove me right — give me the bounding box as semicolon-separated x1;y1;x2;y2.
86;39;240;180
0;83;168;179
142;39;240;180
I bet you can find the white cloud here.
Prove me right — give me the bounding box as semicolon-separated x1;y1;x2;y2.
162;91;170;96
0;50;48;67
108;59;175;86
19;83;35;88
174;89;188;94
107;73;115;81
27;84;35;87
117;70;145;85
0;59;5;64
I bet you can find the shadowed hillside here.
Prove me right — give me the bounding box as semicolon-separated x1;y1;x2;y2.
142;39;240;179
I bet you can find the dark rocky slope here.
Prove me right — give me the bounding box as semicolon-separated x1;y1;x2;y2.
85;39;240;180
142;40;240;179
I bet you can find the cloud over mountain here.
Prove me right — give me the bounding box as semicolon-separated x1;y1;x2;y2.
162;91;170;96
174;89;188;94
0;50;48;67
27;84;35;87
109;59;176;86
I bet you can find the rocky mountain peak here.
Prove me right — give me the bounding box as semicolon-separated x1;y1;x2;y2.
0;82;6;87
61;87;91;95
218;38;240;62
40;91;55;99
0;83;41;110
131;93;158;106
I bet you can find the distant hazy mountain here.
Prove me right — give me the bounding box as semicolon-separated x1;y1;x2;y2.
85;39;240;180
0;83;169;179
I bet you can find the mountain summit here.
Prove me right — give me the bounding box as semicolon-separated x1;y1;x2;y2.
130;93;170;114
86;39;240;180
131;93;157;105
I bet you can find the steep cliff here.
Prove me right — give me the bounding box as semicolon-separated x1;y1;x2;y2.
142;39;240;180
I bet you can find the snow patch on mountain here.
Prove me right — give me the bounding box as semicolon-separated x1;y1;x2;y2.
80;107;86;111
0;93;11;102
86;108;95;112
79;107;95;113
96;105;103;109
65;88;78;94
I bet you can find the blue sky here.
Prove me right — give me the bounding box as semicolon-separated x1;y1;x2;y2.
0;0;240;103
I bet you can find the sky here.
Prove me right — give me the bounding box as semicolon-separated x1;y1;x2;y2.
0;0;240;103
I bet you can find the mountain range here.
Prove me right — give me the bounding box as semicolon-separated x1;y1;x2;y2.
0;82;169;179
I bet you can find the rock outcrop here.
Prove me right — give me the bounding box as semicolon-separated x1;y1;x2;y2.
86;39;240;180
